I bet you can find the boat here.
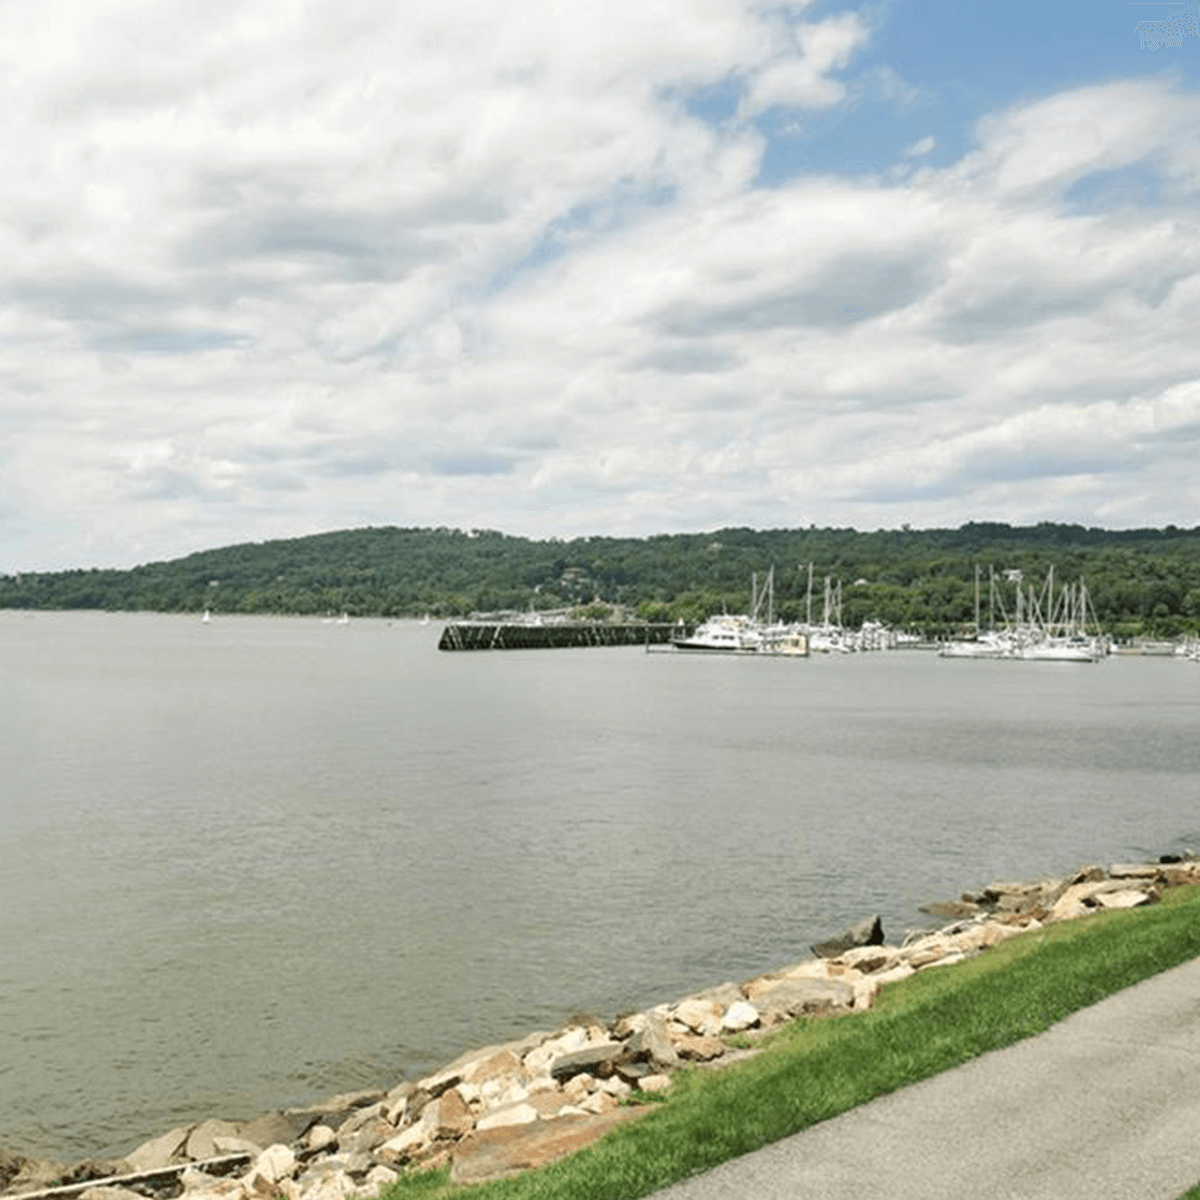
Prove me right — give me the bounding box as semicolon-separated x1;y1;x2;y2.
672;613;766;653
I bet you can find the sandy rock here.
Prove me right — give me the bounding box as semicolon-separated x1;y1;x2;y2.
125;1127;191;1173
185;1122;245;1162
211;1138;266;1159
449;1109;647;1186
852;976;879;1010
720;1000;760;1032
673;1034;727;1061
871;962;916;987
835;945;901;974
562;1073;595;1104
375;1115;435;1165
465;1049;524;1087
430;1089;476;1140
638;1074;672;1094
1110;863;1163;880
305;1126;337;1153
78;1188;147;1200
1095;888;1157;909
243;1144;297;1196
749;977;855;1022
621;1015;680;1070
549;1041;624;1080
671;998;725;1037
363;1166;397;1191
474;1102;540;1132
578;1091;619;1115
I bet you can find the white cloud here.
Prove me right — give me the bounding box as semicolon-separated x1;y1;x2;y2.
1;4;1199;569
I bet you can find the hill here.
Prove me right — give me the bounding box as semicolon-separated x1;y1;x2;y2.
3;522;1200;638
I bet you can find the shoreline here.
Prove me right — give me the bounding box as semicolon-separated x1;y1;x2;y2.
3;851;1198;1197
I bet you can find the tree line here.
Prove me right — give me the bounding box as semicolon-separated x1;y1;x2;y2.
3;522;1200;639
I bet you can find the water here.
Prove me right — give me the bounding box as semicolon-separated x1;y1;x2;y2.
2;611;1198;1162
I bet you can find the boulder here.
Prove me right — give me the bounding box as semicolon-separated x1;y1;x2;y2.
78;1188;146;1200
812;914;883;958
919;899;981;918
749;977;855;1022
474;1103;540;1132
430;1089;476;1140
720;1000;760;1032
672;1034;726;1061
464;1049;524;1087
621;1015;680;1070
549;1041;624;1080
671;998;725;1037
1095;888;1156;910
449;1109;648;1186
834;945;900;974
125;1127;191;1173
1110;863;1163;880
186;1120;245;1162
241;1112;313;1151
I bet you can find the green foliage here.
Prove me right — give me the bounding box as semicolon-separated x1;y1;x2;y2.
3;521;1200;636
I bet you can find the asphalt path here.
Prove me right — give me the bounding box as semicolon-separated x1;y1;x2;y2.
649;955;1200;1200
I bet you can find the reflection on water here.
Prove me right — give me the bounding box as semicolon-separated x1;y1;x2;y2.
2;611;1198;1159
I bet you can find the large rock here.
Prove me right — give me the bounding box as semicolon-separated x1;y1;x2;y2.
186;1120;245;1161
812;915;884;958
749;977;855;1022
124;1127;191;1173
621;1014;680;1070
671;998;725;1037
431;1088;476;1140
548;1041;624;1081
449;1108;648;1185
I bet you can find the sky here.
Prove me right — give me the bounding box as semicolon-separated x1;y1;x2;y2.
2;0;1200;571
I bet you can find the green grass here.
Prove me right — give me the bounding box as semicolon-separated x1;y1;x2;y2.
384;886;1200;1200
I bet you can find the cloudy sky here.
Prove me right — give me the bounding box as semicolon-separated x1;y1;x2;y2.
2;0;1199;570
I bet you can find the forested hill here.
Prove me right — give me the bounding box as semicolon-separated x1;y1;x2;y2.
4;522;1200;638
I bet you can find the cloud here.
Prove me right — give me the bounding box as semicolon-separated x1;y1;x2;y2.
1;4;1200;568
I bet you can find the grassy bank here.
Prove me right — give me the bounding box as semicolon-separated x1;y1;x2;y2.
384;884;1200;1200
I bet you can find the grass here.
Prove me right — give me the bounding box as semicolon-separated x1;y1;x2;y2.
383;885;1200;1200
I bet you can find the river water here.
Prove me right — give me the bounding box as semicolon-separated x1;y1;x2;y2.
2;610;1198;1162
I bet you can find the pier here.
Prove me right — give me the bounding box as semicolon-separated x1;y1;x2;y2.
438;621;691;651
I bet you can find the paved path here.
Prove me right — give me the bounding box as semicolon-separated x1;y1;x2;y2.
650;955;1200;1200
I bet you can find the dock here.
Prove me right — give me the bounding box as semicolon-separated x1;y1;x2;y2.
438;622;691;651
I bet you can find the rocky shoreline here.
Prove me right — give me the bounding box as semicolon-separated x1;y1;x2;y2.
4;854;1198;1196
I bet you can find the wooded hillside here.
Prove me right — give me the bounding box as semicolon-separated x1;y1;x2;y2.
4;522;1200;638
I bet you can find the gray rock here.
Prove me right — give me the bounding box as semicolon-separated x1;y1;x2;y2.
548;1041;625;1080
621;1016;680;1070
124;1127;191;1173
812;914;884;958
186;1120;244;1161
751;977;856;1022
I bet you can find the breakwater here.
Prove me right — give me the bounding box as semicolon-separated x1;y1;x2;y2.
438;621;690;650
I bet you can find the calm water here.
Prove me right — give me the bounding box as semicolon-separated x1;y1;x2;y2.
2;611;1198;1161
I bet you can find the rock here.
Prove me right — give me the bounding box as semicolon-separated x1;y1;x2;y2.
578;1091;619;1115
1110;863;1163;880
812;914;883;958
671;998;725;1037
305;1125;337;1153
62;1159;132;1185
241;1111;313;1150
920;899;981;918
430;1089;476;1140
464;1049;524;1087
749;977;856;1022
364;1165;398;1191
78;1187;147;1200
834;945;900;974
243;1144;297;1196
638;1074;672;1094
622;1015;680;1070
187;1120;245;1161
211;1137;266;1158
449;1109;648;1186
673;1034;726;1061
548;1041;624;1080
125;1127;191;1173
375;1115;436;1166
474;1103;540;1132
852;977;879;1010
720;1000;760;1032
871;962;916;987
1095;888;1156;909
